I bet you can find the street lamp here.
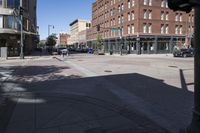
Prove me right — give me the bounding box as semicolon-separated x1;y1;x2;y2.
48;25;54;36
19;0;24;59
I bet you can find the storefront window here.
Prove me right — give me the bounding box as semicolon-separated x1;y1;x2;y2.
7;0;20;9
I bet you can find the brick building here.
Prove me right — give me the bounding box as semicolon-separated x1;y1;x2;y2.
57;33;70;46
87;0;194;54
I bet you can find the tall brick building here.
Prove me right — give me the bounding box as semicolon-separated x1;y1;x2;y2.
87;0;194;54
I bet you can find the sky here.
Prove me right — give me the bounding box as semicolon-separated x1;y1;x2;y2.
37;0;95;40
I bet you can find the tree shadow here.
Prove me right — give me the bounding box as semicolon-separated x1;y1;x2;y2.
0;65;194;133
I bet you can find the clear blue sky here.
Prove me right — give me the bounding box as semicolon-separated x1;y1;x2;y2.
37;0;95;40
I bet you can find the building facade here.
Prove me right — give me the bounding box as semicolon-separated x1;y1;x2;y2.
68;19;91;48
0;0;38;56
57;32;70;47
88;0;194;54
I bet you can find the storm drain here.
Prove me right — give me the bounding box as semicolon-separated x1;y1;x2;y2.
104;70;112;73
168;66;178;68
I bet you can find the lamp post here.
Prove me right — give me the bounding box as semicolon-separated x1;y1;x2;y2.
48;25;54;37
19;0;24;59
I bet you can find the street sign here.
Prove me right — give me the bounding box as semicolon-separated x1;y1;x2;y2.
111;28;120;32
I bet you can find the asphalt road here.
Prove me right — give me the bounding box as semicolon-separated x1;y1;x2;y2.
0;54;194;133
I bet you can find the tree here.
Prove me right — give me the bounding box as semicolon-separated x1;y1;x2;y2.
46;34;57;54
46;34;57;47
96;34;103;50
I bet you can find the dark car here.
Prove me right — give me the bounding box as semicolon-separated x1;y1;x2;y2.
88;48;94;54
173;48;194;57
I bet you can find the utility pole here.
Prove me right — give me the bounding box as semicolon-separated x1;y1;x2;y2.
188;5;200;133
167;0;200;132
48;25;54;36
20;0;24;59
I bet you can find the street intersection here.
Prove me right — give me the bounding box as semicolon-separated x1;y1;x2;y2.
0;54;194;133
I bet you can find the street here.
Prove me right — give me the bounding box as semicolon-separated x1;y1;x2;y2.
0;54;194;133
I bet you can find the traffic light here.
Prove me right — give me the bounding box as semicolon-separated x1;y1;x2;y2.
167;0;200;13
19;7;24;15
97;24;100;32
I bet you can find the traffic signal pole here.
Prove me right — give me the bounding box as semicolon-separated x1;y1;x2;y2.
188;6;200;133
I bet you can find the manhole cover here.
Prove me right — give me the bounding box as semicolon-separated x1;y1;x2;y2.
168;66;178;68
104;70;112;73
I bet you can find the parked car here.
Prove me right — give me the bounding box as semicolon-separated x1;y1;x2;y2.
173;48;194;57
57;48;66;55
88;48;94;54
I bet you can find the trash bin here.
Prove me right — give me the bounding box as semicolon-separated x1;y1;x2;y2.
110;50;113;55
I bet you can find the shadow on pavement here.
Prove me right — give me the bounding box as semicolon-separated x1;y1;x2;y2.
0;65;194;133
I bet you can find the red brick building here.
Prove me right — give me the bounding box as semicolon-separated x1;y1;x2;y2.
58;33;70;46
87;0;194;54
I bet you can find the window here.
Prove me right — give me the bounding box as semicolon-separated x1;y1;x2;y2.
175;25;179;34
118;16;121;24
121;15;124;23
144;0;147;5
175;13;179;21
0;16;2;28
128;13;131;21
143;23;147;33
143;10;147;19
166;12;169;20
121;4;124;11
161;11;164;20
180;25;183;34
161;0;165;7
132;11;135;20
132;24;135;33
165;24;169;34
3;16;19;30
148;23;152;33
0;0;2;7
165;1;168;8
7;0;20;9
122;27;124;35
128;25;131;34
189;15;191;22
161;24;164;34
128;0;131;8
132;0;135;7
149;0;152;6
118;5;121;13
180;14;183;22
149;10;152;19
